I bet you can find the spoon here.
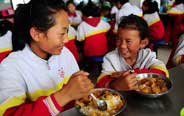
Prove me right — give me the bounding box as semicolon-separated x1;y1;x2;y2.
90;93;107;111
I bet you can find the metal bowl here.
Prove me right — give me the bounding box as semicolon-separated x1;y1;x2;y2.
136;73;172;98
75;88;126;116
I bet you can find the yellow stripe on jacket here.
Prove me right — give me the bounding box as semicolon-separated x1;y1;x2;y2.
150;65;169;78
68;36;75;41
0;48;12;53
0;76;70;116
79;29;110;41
0;95;26;116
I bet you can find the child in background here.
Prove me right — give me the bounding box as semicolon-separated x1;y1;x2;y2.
0;0;94;115
164;0;184;45
0;7;14;62
100;1;111;22
0;20;13;62
110;0;121;18
77;3;110;71
114;0;143;33
142;0;165;51
167;0;184;15
66;1;82;28
96;15;169;90
166;33;184;68
172;34;184;65
65;25;80;62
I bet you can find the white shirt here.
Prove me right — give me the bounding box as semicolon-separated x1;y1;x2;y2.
114;2;143;32
116;2;143;25
0;31;12;52
102;48;167;74
173;34;184;64
110;6;119;15
68;10;82;26
0;45;79;113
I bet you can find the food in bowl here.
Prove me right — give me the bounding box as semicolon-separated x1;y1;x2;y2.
138;77;168;94
136;73;172;98
75;88;125;116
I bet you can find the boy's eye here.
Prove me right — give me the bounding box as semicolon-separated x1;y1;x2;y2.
127;40;132;43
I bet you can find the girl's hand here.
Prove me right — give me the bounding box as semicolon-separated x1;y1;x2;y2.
111;70;138;91
53;70;94;107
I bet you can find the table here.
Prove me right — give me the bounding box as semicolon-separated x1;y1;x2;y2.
60;64;184;116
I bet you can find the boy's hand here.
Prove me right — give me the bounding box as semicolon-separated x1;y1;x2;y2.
111;70;139;91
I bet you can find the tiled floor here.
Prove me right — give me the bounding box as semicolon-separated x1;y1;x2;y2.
157;47;172;65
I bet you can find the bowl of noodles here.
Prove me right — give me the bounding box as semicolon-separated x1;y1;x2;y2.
136;73;172;98
75;88;126;116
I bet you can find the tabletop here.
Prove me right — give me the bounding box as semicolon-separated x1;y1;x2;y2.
60;64;184;116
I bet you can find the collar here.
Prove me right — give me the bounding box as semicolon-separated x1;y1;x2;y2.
84;17;101;27
68;12;77;17
22;45;49;65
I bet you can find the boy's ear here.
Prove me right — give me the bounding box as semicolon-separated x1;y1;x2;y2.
30;27;41;42
140;38;149;48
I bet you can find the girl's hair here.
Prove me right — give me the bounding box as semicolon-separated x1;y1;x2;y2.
118;14;151;41
142;0;159;14
12;0;66;51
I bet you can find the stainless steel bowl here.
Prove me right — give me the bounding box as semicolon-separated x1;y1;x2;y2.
75;88;126;116
136;73;172;98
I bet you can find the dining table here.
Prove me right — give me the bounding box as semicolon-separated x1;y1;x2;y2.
59;64;184;116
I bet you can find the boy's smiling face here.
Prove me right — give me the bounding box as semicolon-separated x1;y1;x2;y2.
117;28;148;62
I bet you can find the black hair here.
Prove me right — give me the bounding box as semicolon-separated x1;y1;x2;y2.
142;0;159;14
175;0;184;4
118;14;151;41
81;2;100;17
66;0;76;11
12;0;66;51
0;20;13;36
119;0;129;5
66;0;75;6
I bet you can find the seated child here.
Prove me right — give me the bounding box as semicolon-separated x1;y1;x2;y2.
0;0;94;115
77;3;110;71
65;25;80;62
0;20;13;63
96;15;169;91
142;0;165;43
66;1;82;28
172;33;184;66
164;0;184;44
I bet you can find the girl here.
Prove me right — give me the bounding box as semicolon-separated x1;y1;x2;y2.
0;0;94;116
96;15;169;91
